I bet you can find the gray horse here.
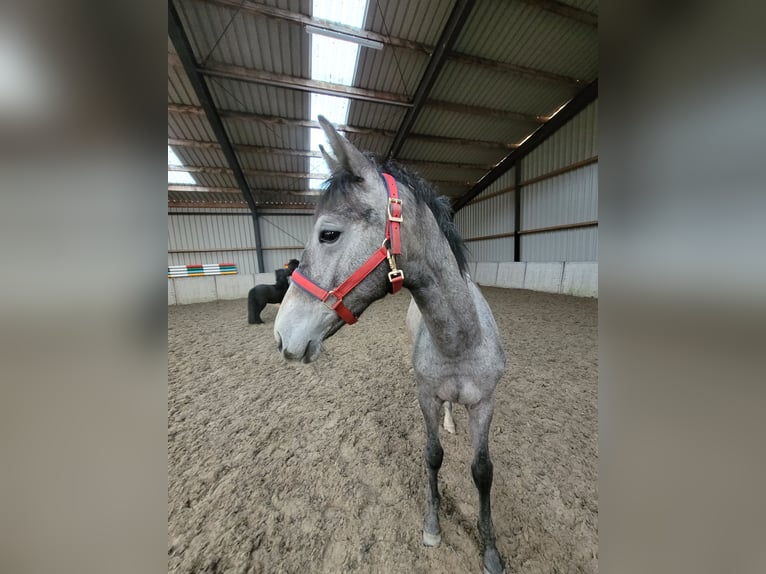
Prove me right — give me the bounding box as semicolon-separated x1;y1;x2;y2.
274;117;506;574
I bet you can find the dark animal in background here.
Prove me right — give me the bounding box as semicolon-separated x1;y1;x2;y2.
248;259;300;324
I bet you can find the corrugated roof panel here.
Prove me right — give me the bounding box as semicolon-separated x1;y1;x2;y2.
345;133;389;156
193;172;238;188
168;113;218;142
262;0;309;12
168;64;200;106
176;0;309;77
169;207;251;215
363;0;454;45
399;139;507;166
168;190;245;204
456;1;597;82
412;107;536;145
346;101;406;131
430;182;470;198
558;0;599;16
353;44;427;96
238;151;309;175
173;0;221;62
247;174;308;191
213;9;308;76
255;191;318;207
223;117;309;150
169;0;598;214
168;189;317;209
208;79;309;119
402;163;486;184
430;60;576;118
521;17;597;81
172;146;227;168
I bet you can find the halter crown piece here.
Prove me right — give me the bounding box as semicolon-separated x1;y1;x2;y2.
290;173;404;325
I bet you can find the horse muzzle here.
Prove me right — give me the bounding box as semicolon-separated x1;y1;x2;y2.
275;332;322;363
274;288;335;363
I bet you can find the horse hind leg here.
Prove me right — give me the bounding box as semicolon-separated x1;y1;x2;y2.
247;290;260;324
443;401;455;434
468;398;504;574
417;392;444;547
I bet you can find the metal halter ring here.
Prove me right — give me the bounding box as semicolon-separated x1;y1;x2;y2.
388;269;404;283
322;291;341;311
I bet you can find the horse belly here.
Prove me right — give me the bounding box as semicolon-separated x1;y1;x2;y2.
267;291;285;304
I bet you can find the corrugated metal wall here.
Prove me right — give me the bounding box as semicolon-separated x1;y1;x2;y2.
523;100;598;179
455;99;598;262
258;214;313;271
168;208;313;275
454;167;516;263
521;99;597;261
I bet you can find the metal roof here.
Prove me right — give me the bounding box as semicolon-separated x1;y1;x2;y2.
168;0;598;210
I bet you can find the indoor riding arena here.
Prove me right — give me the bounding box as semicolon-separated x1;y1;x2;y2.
168;1;598;573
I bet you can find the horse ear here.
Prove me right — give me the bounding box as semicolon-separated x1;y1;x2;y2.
317;115;373;179
318;144;341;174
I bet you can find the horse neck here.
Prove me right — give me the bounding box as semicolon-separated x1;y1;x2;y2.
404;204;481;356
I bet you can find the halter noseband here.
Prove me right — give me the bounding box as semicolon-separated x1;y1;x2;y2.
290;173;404;325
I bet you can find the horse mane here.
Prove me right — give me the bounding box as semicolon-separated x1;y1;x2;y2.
319;156;469;277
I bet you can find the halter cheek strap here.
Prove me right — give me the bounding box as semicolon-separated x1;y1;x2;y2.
290;172;404;325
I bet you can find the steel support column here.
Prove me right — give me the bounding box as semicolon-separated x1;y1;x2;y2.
514;165;522;262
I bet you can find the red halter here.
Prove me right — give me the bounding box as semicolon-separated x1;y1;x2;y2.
290;173;404;325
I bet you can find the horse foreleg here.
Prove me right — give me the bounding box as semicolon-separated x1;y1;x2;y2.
248;288;267;324
468;398;504;574
417;391;444;547
443;401;455;434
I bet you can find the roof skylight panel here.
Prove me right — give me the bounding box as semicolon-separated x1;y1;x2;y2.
168;146;196;185
307;0;369;188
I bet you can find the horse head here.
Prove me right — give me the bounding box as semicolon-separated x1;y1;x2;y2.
274;116;401;363
285;259;299;275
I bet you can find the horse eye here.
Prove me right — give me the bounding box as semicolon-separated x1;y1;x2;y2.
319;230;341;244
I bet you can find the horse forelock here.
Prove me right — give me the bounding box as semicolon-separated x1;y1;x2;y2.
317;169;368;217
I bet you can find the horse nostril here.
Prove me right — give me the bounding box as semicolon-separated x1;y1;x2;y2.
275;332;283;352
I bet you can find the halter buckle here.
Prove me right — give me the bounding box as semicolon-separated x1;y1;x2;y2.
322;291;341;311
387;197;403;222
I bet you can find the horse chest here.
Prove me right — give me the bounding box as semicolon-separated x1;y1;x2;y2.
412;350;490;406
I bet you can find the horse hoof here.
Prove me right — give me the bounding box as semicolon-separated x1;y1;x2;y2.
422;530;441;547
444;422;455;434
482;550;505;574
